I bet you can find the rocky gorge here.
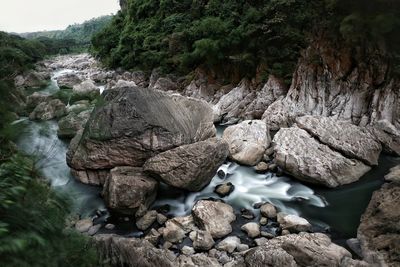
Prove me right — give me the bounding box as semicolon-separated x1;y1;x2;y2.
12;35;400;267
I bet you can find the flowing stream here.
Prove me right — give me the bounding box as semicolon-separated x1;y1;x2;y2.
15;67;400;241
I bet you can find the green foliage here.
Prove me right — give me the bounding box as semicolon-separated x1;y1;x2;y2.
0;154;99;267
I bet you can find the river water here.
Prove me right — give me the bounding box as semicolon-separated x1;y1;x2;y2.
15;68;400;241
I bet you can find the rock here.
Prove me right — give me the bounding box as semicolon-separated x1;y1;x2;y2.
245;233;352;267
57;109;92;139
368;120;400;156
254;237;268;246
346;238;363;258
259;217;268;226
241;222;260;238
136;210;158;231
94;234;175;267
144;228;161;246
190;230;215;251
357;183;400;266
254;162;269;173
295;116;382;165
105;223;115;230
16;71;49;88
273;127;371;187
385;165;400;183
67;87;216;171
157;213;168;225
214;182;235;197
135;204;148;218
260;203;277;219
261;231;275;239
144;138;228;191
340;257;370;267
277;213;312;233
151;77;178;92
216;236;241;253
176;253;221;267
222;120;270;166
57;73;82;89
71;80;100;103
26;92;52;112
192;200;236;239
237;244;249;252
87;224;102;236
75;218;93;233
281;230;290;235
241;209;255;220
181;246;195;256
29;99;67;120
103;167;158;214
111;79;137;89
163;215;196;243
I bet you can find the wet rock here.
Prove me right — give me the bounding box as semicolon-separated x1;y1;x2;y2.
26;92;52;112
67;87;215;171
94;234;175;267
163;215;196;243
192;200;236;239
57;109;92;139
357;183;400;266
245;233;351;267
222;120;270;166
216;236;241;253
261;231;275;239
241;222;260;238
136;210;158;231
29;99;67;120
241;209;255;220
181;246;195;256
105;223;115;230
75;218;93;233
273;127;371;187
214;182;235;197
144;228;161;246
384;165;400;183
295;116;382;165
237;244;249;252
103;167;158;215
254;237;268;246
57;73;82;89
144;138;229;191
254;162;269;173
157;213;168;225
260;203;277;219
71;80;100;103
277;213;312;233
87;224;101;236
190;230;215;251
176;253;221;267
259;217;268;226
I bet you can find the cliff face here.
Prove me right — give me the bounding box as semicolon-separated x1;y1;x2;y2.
262;36;400;130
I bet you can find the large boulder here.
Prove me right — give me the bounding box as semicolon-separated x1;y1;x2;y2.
273;127;371;187
29;99;67;121
57;109;92;139
244;233;352;267
192;200;236;239
357;182;400;266
103;167;158;214
222;120;270;166
56;73;82;89
15;71;50;88
67;87;216;171
71;80;100;103
26;92;52;112
143;138;229;191
368;120;400;156
295;116;382;165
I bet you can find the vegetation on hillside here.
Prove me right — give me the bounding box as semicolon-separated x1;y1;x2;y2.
0;31;100;267
91;0;400;81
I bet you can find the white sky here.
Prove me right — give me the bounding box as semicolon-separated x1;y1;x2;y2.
0;0;120;33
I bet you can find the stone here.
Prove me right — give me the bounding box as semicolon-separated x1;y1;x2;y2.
191;230;215;251
273;127;371;187
163;215;196;243
192;200;236;239
87;224;102;236
277;213;312;233
144;138;229;191
214;182;235;197
254;162;269;173
385;165;400;183
26;92;52;111
157;213;168;225
136;210;158;231
241;209;255;220
29;99;67;120
237;244;249;252
67;87;216;171
75;218;93;233
216;236;241;253
241;222;260;238
244;233;352;267
357;183;400;266
261;231;275;239
295;116;382;165
254;237;268;246
181;246;195;256
260;203;277;219
71;80;100;103
57;73;82;89
103;167;158;214
177;253;221;267
105;223;115;230
222;120;270;166
259;217;268;226
368;120;400;156
144;228;161;246
57;109;92;139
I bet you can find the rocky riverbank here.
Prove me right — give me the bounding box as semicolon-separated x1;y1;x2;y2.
12;50;400;267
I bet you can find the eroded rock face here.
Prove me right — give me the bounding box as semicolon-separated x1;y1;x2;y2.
192;200;236;239
245;233;352;267
144;138;229;191
222;120;270;166
368;120;400;156
67;87;216;171
295;116;382;166
103;167;158;214
273;127;371;187
357;183;400;266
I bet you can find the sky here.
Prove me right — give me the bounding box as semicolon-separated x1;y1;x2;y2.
0;0;120;33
